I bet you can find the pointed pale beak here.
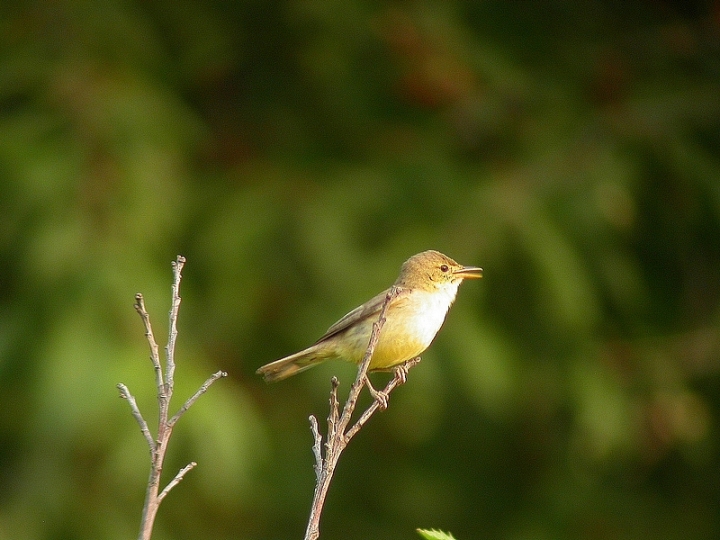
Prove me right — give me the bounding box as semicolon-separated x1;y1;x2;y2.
454;265;483;279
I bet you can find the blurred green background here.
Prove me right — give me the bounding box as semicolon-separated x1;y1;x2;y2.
1;1;720;539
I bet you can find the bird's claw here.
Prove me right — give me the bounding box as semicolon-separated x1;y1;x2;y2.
393;362;411;384
363;375;390;409
371;389;390;410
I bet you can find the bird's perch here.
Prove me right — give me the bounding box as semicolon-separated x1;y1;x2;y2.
303;285;420;540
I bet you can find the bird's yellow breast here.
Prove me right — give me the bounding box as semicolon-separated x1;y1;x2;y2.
365;285;459;370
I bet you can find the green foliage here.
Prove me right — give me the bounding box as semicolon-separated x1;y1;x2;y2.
0;1;719;539
417;528;457;540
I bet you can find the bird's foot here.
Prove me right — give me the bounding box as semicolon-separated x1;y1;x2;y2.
394;357;421;385
363;374;389;410
393;362;410;384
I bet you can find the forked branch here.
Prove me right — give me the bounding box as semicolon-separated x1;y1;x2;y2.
303;286;420;540
118;256;227;540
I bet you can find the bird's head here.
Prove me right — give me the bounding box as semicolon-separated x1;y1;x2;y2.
395;250;482;291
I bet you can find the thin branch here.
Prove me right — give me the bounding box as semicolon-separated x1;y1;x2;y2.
344;357;419;442
134;293;164;394
157;462;197;503
304;285;420;540
118;256;225;540
169;370;228;427
165;255;185;399
117;383;155;452
309;416;323;481
336;287;398;431
326;377;340;447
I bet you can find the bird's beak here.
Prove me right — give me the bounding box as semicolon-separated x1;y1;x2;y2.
454;265;483;279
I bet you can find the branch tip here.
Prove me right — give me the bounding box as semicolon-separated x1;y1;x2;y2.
158;461;197;503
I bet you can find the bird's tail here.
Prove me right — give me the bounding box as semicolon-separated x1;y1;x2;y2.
256;345;329;382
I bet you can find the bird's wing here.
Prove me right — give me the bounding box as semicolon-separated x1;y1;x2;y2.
314;287;407;344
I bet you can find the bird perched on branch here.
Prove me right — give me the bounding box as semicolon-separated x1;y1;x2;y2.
257;250;482;392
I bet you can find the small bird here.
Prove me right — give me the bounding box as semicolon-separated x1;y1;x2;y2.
257;250;482;390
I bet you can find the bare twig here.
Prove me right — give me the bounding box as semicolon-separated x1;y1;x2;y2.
117;383;155;452
326;377;340;446
169;370;228;427
134;294;163;397
303;286;419;540
118;256;226;540
344;356;420;441
165;256;185;396
309;416;323;480
158;462;197;503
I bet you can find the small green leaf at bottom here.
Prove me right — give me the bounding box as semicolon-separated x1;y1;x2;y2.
416;529;457;540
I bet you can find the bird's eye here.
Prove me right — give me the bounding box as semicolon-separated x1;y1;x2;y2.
440;264;449;272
